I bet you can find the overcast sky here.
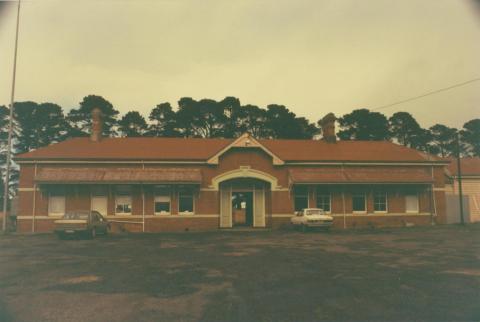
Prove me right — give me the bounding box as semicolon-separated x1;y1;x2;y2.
0;0;479;128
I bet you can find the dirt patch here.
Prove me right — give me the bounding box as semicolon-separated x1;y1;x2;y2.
443;269;480;276
61;275;102;284
1;224;479;322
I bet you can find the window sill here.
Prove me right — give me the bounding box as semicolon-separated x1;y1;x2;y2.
155;213;171;216
178;212;194;215
352;211;367;214
373;211;388;214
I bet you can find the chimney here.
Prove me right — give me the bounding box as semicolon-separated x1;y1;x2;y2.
90;107;103;142
320;113;337;143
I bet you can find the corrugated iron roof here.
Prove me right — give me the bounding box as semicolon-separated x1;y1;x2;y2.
35;167;202;183
447;157;480;176
288;167;434;184
17;137;232;161
15;137;443;163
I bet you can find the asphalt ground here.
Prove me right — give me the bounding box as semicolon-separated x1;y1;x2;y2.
0;224;479;322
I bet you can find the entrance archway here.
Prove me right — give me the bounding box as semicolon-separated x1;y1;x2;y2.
219;178;269;228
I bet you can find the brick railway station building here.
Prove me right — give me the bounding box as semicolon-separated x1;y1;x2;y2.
15;111;449;233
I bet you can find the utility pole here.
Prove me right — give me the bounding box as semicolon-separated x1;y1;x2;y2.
455;132;465;225
2;0;21;232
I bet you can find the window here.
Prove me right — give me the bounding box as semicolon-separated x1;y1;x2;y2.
316;191;331;212
91;186;108;216
352;193;366;212
374;192;387;212
294;186;309;212
115;185;132;215
48;193;65;216
178;187;194;213
154;185;171;214
406;194;419;213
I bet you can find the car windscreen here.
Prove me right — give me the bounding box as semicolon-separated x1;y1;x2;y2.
305;209;323;215
63;212;89;220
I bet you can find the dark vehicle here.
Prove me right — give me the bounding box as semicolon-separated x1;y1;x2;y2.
54;210;109;239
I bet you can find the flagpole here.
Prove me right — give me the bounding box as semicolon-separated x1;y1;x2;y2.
2;0;21;232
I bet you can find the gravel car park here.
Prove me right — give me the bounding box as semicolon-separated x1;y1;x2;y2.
0;224;479;322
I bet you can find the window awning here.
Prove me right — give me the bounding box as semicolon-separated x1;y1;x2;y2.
288;167;434;184
35;168;202;184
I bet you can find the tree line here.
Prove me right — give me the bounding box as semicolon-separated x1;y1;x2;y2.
1;94;479;207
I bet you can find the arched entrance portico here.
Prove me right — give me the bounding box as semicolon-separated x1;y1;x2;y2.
213;169;273;228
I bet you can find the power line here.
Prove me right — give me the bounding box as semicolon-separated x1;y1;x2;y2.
371;77;480;111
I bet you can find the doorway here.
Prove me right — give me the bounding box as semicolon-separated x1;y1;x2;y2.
219;179;267;228
232;192;253;227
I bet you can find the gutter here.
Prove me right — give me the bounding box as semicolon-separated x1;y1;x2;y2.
15;159;451;166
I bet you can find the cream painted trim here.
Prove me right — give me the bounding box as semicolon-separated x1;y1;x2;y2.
18;216;58;220
107;215;138;219
330;213;432;217
270;213;432;218
106;214;219;219
433;187;447;191
16;160;448;166
271;188;290;192
16;160;206;164
16;160;448;167
39;181;201;185
287;162;449;166
158;214;219;218
293;182;433;185
109;220;143;224
451;175;480;179
206;133;285;165
18;187;39;192
210;167;281;190
271;214;294;217
203;187;289;192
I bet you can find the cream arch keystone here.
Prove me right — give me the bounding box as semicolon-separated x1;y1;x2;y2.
210;167;280;190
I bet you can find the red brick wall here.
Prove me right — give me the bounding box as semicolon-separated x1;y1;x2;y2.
331;191;344;213
196;191;219;214
271;191;293;214
16;150;448;232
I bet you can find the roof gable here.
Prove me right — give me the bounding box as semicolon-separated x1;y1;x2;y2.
206;133;284;165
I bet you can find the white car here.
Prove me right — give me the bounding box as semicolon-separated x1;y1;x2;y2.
291;208;333;231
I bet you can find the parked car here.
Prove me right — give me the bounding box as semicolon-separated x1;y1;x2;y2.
54;210;109;239
291;208;333;231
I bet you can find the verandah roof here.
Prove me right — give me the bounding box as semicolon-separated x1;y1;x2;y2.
288;167;434;184
35;168;202;184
